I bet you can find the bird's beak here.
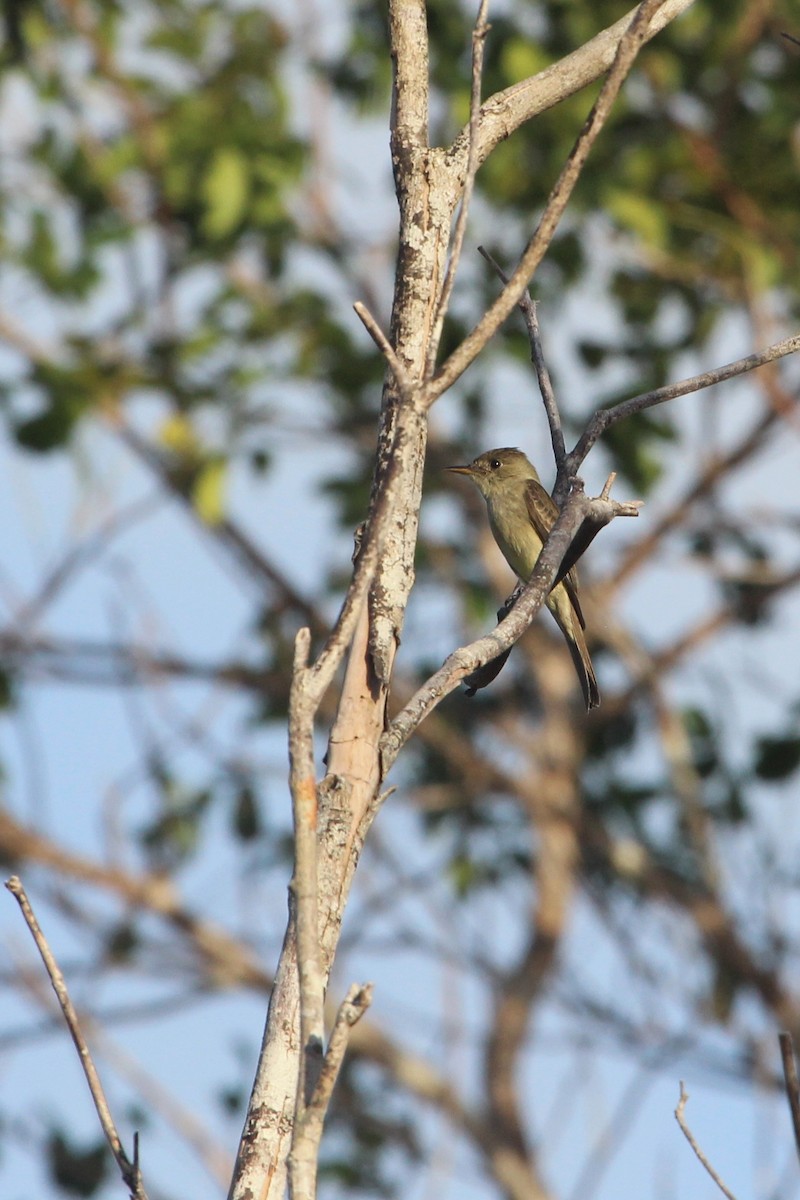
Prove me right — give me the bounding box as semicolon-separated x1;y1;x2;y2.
446;465;474;477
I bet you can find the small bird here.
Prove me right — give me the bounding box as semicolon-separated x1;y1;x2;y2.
448;447;600;710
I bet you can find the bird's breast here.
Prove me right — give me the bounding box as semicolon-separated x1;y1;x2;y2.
486;492;543;581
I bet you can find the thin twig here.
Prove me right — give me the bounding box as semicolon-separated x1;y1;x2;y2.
425;0;491;378
674;1081;738;1200
290;982;373;1199
379;483;639;774
5;876;149;1200
478;244;566;468
353;300;413;397
426;0;673;404
779;1031;800;1165
568;333;800;474
455;0;697;176
307;413;408;700
288;630;325;1126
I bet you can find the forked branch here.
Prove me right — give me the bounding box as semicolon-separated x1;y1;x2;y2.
380;478;639;774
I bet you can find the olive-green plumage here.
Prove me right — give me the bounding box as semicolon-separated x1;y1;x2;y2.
449;447;600;710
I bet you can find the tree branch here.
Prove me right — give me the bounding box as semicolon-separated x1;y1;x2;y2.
426;0;674;402
5;876;149;1200
779;1032;800;1165
452;0;697;175
674;1082;738;1200
425;0;491;378
289;983;373;1199
353;301;413;397
478;244;566;470
568;333;800;475
379;483;639;774
288;630;325;1165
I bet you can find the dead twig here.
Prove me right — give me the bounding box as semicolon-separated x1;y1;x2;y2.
426;0;491;378
779;1031;800;1165
353;301;414;397
289;983;373;1198
427;0;674;403
569;333;800;474
287;629;325;1190
379;480;639;774
674;1081;738;1200
5;875;149;1200
478;244;566;470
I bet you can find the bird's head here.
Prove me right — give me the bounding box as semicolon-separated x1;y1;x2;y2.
447;447;539;498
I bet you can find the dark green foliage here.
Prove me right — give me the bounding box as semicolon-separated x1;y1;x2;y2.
0;669;15;710
231;780;262;841
138;756;213;870
683;706;719;779
46;1131;108;1198
600;406;677;492
754;734;800;782
104;921;140;964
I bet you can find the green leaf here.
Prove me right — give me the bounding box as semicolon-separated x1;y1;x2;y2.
606;188;670;248
499;38;550;86
192;457;227;525
15;403;77;452
232;783;261;841
47;1131;108;1198
201;146;250;239
754;735;800;783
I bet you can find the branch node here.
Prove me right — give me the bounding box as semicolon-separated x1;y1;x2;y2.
353;301;413;396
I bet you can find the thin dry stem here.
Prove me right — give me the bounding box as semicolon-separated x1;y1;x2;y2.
427;0;672;403
353;300;414;397
425;0;491;378
288;629;325;1129
779;1032;800;1165
5;875;148;1200
569;333;800;473
477;244;567;467
674;1082;738;1200
290;981;374;1199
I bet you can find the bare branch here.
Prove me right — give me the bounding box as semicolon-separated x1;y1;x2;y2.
289;983;373;1199
426;0;674;403
288;630;325;1129
307;419;407;702
379;483;639;774
569;333;800;474
389;0;429;148
478;244;566;468
779;1032;800;1166
5;876;149;1200
674;1082;738;1200
353;300;414;397
425;0;491;378
455;0;697;174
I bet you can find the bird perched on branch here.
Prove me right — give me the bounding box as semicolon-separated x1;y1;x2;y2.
448;447;600;710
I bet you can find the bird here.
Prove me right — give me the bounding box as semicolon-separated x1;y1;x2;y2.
448;447;600;710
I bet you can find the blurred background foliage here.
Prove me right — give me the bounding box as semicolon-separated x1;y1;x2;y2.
2;1;800;1197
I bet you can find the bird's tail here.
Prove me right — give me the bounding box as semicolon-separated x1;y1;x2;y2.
565;621;600;711
548;591;600;711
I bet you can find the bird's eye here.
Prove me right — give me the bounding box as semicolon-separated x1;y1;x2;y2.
490;459;502;470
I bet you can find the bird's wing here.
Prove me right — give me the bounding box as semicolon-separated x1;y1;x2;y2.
524;478;586;630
